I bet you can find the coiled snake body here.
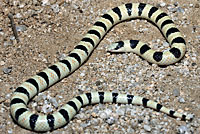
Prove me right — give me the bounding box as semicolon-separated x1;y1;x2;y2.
10;3;191;132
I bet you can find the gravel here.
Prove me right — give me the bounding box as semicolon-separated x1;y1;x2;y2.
0;0;199;133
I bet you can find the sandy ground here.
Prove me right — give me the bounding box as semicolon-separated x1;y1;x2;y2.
0;0;200;133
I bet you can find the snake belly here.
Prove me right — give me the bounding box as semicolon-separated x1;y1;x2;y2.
10;3;191;132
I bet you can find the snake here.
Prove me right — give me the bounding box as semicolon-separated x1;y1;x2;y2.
10;3;192;132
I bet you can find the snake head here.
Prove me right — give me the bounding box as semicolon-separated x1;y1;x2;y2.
107;41;126;52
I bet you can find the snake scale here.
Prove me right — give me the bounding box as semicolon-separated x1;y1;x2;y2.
10;3;192;132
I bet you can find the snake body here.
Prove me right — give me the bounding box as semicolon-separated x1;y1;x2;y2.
10;3;191;132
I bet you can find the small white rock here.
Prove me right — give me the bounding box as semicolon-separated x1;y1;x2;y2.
106;116;115;125
144;125;152;132
15;13;22;18
80;73;85;77
7;129;13;134
51;4;60;13
42;104;53;113
99;112;107;119
163;41;169;47
16;25;27;32
196;35;200;40
178;97;185;103
116;107;125;116
49;98;58;108
160;2;166;7
42;0;50;6
0;61;5;66
4;41;12;47
177;125;189;134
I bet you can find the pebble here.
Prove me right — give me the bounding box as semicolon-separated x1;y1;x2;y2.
5;94;11;99
106;116;115;125
177;125;189;134
163;41;169;47
49;97;58;108
80;72;85;77
127;127;135;133
189;4;194;7
42;94;47;100
159;2;166;7
150;119;159;127
59;53;67;60
196;35;200;40
0;61;5;66
104;108;112;115
173;89;180;97
174;2;179;6
116;107;126;116
80;122;90;128
168;7;178;13
7;129;13;134
4;41;12;47
35;93;44;102
76;113;87;120
9;35;15;41
42;0;50;6
42;104;53;113
51;4;60;13
0;30;3;35
187;114;194;120
16;25;27;32
90;118;99;126
125;65;135;73
178;97;185;103
15;13;22;18
19;3;25;8
99;111;107;119
131;119;138;129
3;67;12;74
143;125;152;132
177;7;185;13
